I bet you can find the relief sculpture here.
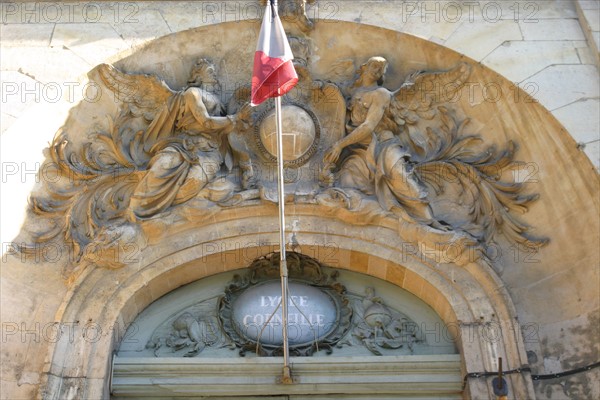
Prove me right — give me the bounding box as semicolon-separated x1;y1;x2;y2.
350;287;423;356
22;38;546;273
317;56;547;262
146;311;226;357
24;59;256;272
115;60;253;218
144;253;429;358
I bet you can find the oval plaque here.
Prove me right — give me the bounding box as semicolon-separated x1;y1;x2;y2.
231;281;338;346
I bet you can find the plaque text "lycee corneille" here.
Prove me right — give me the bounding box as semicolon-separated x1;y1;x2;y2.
231;281;338;346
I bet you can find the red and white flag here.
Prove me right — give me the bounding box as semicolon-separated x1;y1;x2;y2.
251;1;298;106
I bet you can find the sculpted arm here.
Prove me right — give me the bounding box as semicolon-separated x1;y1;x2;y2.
340;91;389;148
177;90;237;135
324;89;390;164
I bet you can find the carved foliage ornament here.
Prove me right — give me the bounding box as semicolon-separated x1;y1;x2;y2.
22;48;547;273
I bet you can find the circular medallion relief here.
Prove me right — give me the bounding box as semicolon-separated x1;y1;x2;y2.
255;104;320;167
231;281;337;346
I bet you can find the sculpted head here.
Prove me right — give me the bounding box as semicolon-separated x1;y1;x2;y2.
188;58;219;87
356;56;388;87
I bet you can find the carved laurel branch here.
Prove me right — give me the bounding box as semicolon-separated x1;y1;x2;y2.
24;109;144;269
414;107;548;249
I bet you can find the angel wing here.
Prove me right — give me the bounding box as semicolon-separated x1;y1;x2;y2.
326;59;357;86
389;62;471;126
94;63;175;121
25;66;178;271
95;63;187;157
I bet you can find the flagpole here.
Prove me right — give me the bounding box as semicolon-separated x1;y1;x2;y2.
250;0;296;383
274;94;292;384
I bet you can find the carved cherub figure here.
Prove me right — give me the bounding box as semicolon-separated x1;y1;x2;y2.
127;60;251;217
321;56;545;253
323;56;442;227
97;59;252;218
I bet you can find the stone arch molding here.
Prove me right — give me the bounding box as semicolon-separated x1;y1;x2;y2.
23;19;581;399
41;214;534;399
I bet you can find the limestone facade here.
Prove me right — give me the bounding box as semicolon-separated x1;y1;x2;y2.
1;1;599;400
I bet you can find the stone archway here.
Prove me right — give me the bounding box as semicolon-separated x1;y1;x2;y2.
40;209;534;399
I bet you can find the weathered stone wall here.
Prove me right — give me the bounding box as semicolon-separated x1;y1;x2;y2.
1;2;598;399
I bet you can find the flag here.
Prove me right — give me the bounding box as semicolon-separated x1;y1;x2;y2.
251;0;298;106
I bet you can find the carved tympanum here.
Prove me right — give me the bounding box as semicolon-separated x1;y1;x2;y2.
145;253;430;358
22;48;546;273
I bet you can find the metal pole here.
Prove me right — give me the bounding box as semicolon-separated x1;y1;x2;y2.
275;95;292;384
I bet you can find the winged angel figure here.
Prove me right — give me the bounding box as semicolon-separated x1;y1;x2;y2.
320;57;546;261
27;60;252;270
